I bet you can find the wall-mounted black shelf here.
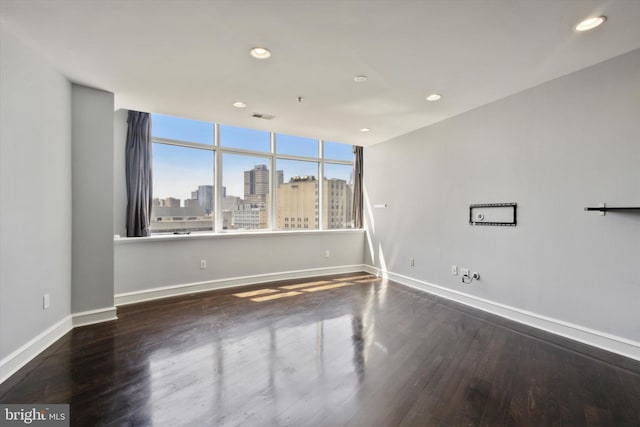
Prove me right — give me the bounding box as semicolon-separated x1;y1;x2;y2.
584;204;640;215
584;207;640;212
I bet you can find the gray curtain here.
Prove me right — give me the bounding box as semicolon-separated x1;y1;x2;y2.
352;145;363;228
125;111;153;237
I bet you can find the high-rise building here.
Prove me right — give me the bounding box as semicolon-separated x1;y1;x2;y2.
325;178;352;229
275;176;353;229
154;197;180;207
222;196;242;212
232;204;268;230
243;165;283;205
167;197;180;207
276;176;318;229
184;198;199;209
244;165;269;205
192;185;213;214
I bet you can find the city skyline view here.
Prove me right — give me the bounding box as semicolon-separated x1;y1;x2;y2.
152;114;353;202
150;114;355;232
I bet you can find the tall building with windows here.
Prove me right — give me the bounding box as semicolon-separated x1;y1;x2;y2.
325;178;353;229
276;176;318;229
276;170;284;187
243;165;283;205
153;197;181;207
244;165;269;205
192;185;213;214
232;204;268;230
275;176;353;229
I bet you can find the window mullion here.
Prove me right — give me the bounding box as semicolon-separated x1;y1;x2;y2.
152;137;213;151
270;132;276;231
319;139;325;231
214;123;223;233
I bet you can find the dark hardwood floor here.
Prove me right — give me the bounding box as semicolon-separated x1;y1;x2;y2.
1;273;639;426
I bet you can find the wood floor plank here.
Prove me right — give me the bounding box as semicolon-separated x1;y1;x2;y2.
1;272;638;427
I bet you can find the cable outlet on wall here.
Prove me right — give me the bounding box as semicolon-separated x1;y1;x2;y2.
461;268;470;277
200;259;207;269
43;294;50;310
451;265;458;275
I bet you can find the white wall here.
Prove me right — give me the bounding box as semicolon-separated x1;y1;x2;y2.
113;109;128;238
0;26;72;360
364;49;640;357
115;231;365;300
71;85;115;313
113;111;366;302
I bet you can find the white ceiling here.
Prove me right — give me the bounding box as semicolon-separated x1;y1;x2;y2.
1;0;640;146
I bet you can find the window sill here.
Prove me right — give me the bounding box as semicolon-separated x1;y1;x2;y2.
114;228;364;244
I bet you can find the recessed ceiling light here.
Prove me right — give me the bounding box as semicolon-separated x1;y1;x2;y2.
250;47;271;59
575;16;606;31
232;101;247;109
353;75;368;83
360;128;371;132
426;93;442;101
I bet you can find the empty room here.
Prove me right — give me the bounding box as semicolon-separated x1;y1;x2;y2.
1;1;639;426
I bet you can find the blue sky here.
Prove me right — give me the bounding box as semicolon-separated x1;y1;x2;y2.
152;114;354;202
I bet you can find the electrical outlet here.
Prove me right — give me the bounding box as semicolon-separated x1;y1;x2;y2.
451;265;458;275
200;259;207;269
461;268;470;277
43;294;50;310
410;258;415;267
324;250;330;258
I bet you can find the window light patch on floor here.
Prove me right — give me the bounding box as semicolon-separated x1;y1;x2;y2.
234;275;379;302
279;280;332;290
233;289;279;298
250;291;303;302
302;282;353;292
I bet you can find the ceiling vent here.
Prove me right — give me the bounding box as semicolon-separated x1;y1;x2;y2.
252;113;275;120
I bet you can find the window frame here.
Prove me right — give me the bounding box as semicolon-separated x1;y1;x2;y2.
151;118;355;234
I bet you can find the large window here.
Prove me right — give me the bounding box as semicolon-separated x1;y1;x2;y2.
323;142;354;229
220;124;270;152
276;159;319;230
222;153;271;231
153;114;214;145
151;114;357;234
151;116;214;234
323;163;353;229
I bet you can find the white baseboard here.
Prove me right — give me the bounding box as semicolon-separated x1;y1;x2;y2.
72;306;118;327
2;267;366;385
364;265;640;362
0;307;118;385
6;264;635;387
115;264;366;306
0;315;73;384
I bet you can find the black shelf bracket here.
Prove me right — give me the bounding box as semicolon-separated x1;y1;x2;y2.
584;203;640;216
